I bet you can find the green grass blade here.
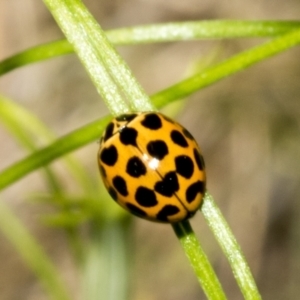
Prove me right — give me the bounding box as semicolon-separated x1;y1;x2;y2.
108;20;300;44
0;200;70;300
0;95;97;196
42;0;153;114
1;21;300;76
0;116;111;191
42;0;129;115
1;28;299;191
152;27;300;107
0;95;64;192
173;221;227;299
57;0;153;112
0;40;72;76
201;193;262;300
0;96;52;150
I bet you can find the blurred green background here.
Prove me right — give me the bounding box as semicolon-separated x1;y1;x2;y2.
0;0;300;299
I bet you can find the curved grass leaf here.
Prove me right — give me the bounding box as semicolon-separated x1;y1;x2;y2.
1;27;299;191
0;116;111;191
202;193;262;300
152;27;300;107
43;0;153;114
0;95;98;197
173;221;227;299
1;21;300;76
1;4;299;298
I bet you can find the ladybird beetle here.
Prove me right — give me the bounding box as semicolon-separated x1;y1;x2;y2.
98;112;206;223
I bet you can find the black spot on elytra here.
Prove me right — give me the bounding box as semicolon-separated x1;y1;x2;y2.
135;186;158;207
147;140;168;160
100;145;118;166
126;156;147;178
156;205;180;222
126;203;147;217
171;130;188;147
186;181;205;203
119;127;138;146
116;113;137;122
141;113;162;130
108;187;118;201
194;148;205;171
112;176;128;196
154;171;179;197
103;122;114;142
175;155;194;179
182;128;194;140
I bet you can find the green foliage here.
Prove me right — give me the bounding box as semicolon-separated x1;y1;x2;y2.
0;0;299;299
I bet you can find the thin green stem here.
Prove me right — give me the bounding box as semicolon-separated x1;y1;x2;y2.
43;0;154;114
0;116;111;191
152;27;300;107
1;21;300;76
42;0;129;115
172;221;227;299
1;26;300;191
0;40;72;76
108;20;300;44
0;9;295;299
0;95;97;198
201;192;262;300
0;96;62;193
64;0;154;112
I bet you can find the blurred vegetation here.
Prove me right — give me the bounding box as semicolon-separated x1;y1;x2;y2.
0;0;300;299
